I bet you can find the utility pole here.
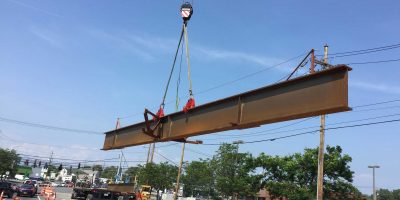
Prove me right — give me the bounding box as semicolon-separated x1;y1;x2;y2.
233;140;244;200
49;151;54;166
150;143;155;163
173;140;202;200
174;142;186;200
146;143;152;164
368;165;380;200
316;44;328;200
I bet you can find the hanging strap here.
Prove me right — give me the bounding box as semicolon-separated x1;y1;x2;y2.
182;22;196;112
155;25;185;118
175;39;184;111
183;22;193;97
160;25;185;108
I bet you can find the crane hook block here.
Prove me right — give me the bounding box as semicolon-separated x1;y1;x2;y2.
181;2;193;22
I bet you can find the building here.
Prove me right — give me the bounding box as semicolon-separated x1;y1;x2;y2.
29;167;48;179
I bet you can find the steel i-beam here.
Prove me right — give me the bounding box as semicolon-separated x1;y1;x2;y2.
103;65;351;150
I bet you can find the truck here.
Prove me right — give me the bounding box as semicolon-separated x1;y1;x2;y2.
0;181;17;198
71;182;136;200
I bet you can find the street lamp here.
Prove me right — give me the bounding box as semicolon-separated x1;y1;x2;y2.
368;165;380;200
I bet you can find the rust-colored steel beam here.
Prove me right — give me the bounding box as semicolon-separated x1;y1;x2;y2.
102;65;351;150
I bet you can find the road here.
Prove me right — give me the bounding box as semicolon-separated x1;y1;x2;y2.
3;187;73;200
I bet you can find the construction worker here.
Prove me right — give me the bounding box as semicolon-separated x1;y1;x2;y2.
40;185;56;200
136;190;142;200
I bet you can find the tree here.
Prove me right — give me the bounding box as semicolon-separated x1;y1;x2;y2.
58;164;63;171
182;159;215;198
212;143;261;199
0;148;21;179
393;189;400;199
101;166;118;179
257;145;362;199
92;165;103;172
376;189;394;200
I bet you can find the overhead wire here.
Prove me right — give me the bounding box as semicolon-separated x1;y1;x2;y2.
207;98;400;138
201;112;400;141
202;118;400;145
0;116;102;135
347;58;400;65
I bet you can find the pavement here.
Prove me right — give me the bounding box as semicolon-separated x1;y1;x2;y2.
3;187;73;200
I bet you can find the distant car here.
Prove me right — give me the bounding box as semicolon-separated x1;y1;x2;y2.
51;182;60;187
17;184;37;197
0;181;17;198
66;182;75;187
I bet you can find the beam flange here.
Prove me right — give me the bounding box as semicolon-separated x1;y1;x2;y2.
103;65;351;150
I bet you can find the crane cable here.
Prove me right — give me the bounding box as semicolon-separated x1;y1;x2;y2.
176;38;184;111
181;2;196;113
159;28;185;113
156;2;195;117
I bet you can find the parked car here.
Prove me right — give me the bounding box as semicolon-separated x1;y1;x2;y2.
17;184;37;197
0;181;17;198
24;180;38;191
51;182;61;187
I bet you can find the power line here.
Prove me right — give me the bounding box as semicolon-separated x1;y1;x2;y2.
318;43;400;57
194;52;307;95
154;151;179;166
352;99;400;108
118;52;308;119
0;116;102;135
348;58;400;65
201;118;400;145
203;112;400;141
207;98;400;139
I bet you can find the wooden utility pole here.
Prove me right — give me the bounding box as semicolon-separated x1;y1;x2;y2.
317;44;328;200
150;143;155;163
173;142;186;200
146;143;152;164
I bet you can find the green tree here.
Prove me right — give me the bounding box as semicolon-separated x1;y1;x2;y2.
101;166;118;179
92;165;103;172
0;148;20;179
133;162;177;199
377;189;394;200
392;189;400;199
212;143;261;199
257;145;362;199
182;159;215;197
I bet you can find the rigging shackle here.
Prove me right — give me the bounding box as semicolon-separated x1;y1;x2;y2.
180;2;193;23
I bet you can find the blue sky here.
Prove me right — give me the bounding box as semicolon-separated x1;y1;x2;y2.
1;0;400;194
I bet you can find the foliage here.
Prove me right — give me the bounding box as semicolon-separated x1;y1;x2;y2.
92;165;103;172
101;166;118;179
124;162;177;196
257;145;362;199
181;159;215;197
46;165;57;177
0;148;21;179
373;188;400;200
212;143;261;198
